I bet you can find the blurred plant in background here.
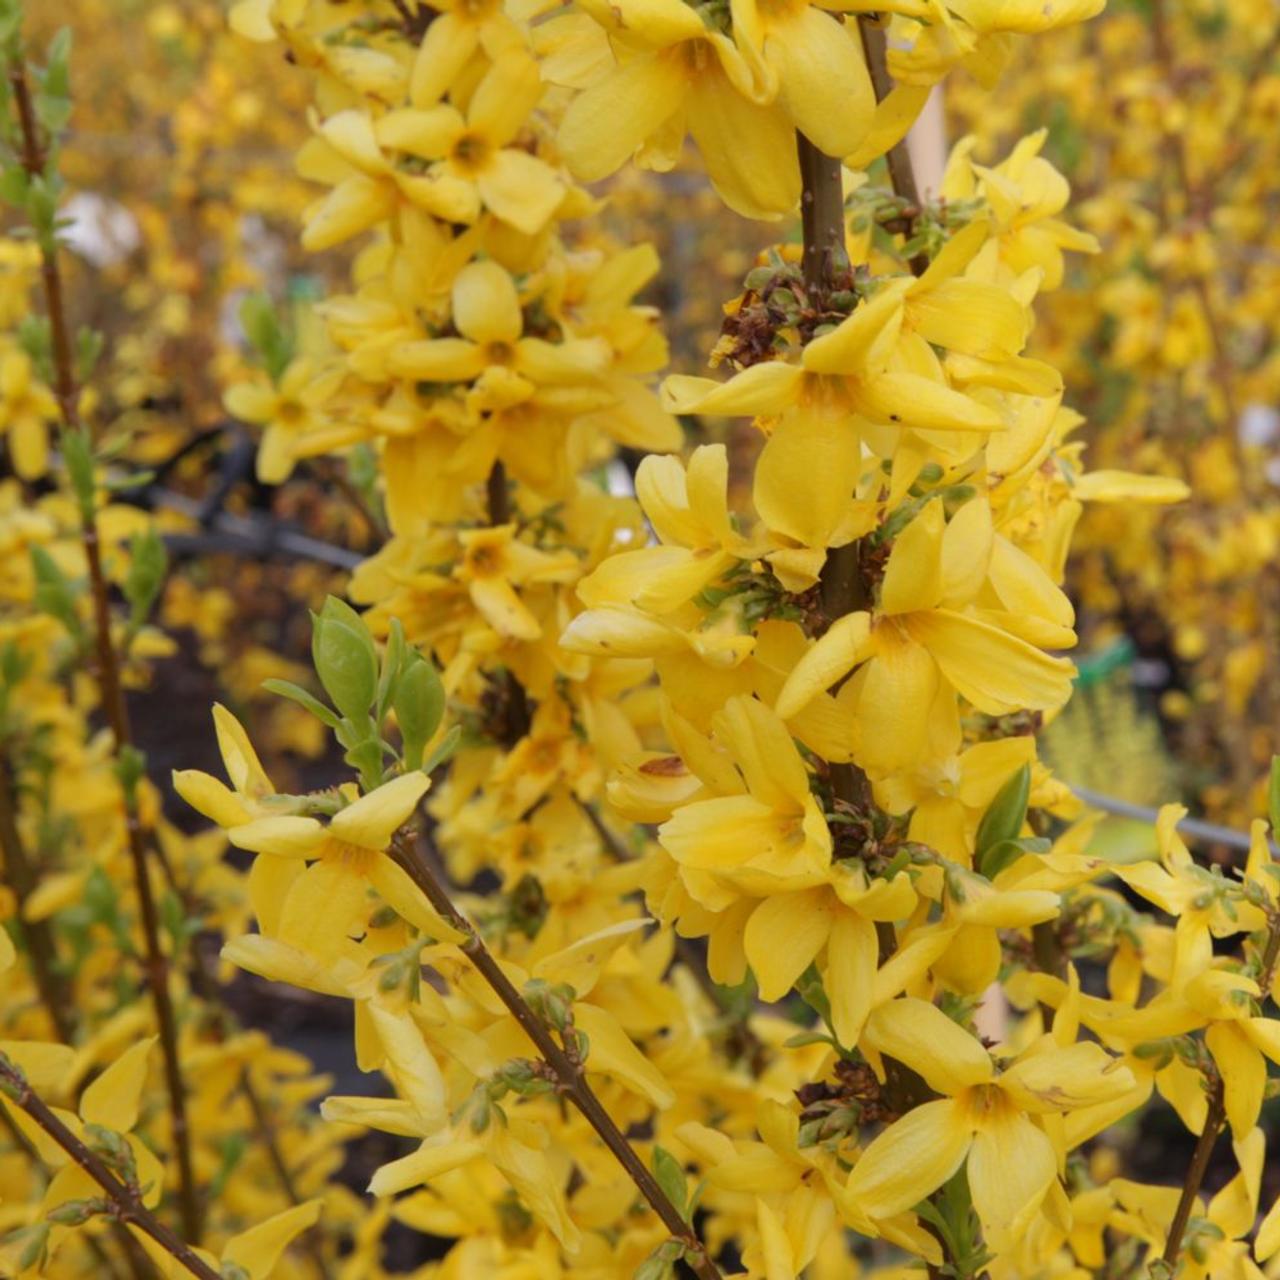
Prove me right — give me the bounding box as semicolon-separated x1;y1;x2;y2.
950;0;1280;824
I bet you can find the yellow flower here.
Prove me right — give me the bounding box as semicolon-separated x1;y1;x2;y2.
844;998;1134;1243
941;132;1099;290
35;1039;166;1219
172;703;278;829
1113;805;1243;988
663;276;1005;439
874;736;1037;861
223;356;346;483
777;497;1075;776
228;772;463;959
679;1098;845;1279
386;259;611;404
454;523;579;642
557;0;801;220
320;48;565;244
1174;1127;1265;1280
0;350;58;480
657;694;830;903
575;444;759;616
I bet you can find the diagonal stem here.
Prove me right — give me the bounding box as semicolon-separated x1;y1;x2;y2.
389;833;722;1280
0;1056;219;1280
856;15;928;277
1162;1076;1224;1267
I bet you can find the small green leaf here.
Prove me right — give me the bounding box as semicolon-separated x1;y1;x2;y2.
30;545;81;637
61;426;96;520
238;292;293;381
420;723;461;775
114;744;147;803
651;1145;689;1223
76;326;103;382
979;835;1049;881
975;763;1031;868
394;652;445;771
376;617;405;722
312;597;378;723
123;525;168;630
262;678;342;729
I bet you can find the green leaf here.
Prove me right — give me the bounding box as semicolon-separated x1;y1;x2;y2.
238;292;293;381
44;29;72;94
651;1146;689;1223
975;763;1031;865
376;617;405;722
420;723;461;775
979;835;1050;881
311;597;378;723
262;678;341;729
394;652;445;771
76;326;103;382
30;545;81;637
123;526;168;629
343;738;385;791
61;426;96;520
783;1030;837;1049
0;161;28;207
114;744;147;803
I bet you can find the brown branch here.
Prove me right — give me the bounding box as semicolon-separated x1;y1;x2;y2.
799;118;873;814
798;134;845;295
1162;1075;1224;1267
306;458;386;547
0;1056;219;1280
389;833;722;1280
857;16;928;276
8;61;201;1245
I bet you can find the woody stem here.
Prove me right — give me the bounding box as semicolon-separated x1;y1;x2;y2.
797;124;870;811
389;834;722;1279
0;1056;219;1280
1162;1076;1225;1266
8;59;201;1245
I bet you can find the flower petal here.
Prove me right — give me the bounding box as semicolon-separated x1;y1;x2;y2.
845;1099;972;1220
863;997;994;1094
330;772;432;851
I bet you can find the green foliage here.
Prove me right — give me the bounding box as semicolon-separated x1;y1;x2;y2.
238;292;294;381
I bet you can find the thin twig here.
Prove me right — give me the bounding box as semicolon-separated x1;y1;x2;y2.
8;61;201;1244
306;458;386;546
389;833;722;1280
0;1056;219;1280
1162;1076;1224;1267
856;16;928;276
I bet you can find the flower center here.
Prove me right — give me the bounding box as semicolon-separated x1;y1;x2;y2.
464;541;505;578
451;132;492;174
326;838;377;875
